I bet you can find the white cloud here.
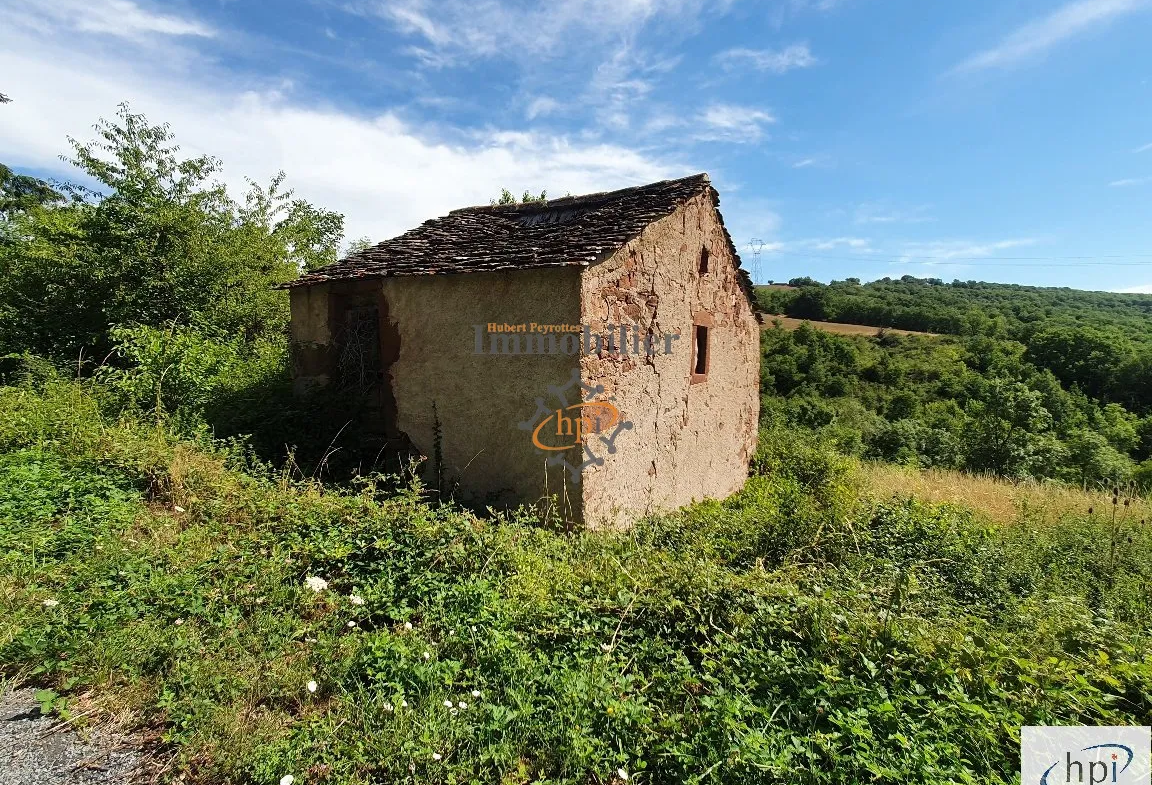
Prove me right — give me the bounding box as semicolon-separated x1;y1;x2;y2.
951;0;1148;73
1;0;215;42
715;44;817;74
697;103;776;143
1133;141;1152;153
0;20;687;245
1109;176;1152;186
525;96;560;120
1118;284;1152;293
792;158;817;168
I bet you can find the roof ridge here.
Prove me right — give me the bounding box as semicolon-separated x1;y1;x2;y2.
450;172;711;215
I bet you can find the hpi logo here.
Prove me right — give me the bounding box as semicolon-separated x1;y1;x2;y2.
1022;727;1150;785
517;369;633;483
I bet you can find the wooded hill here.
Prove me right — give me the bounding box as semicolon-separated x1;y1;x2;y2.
756;277;1152;487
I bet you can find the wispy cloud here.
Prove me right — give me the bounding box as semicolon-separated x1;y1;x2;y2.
854;202;934;225
1;0;216;42
1118;284;1152;293
793;158;817;168
950;0;1147;74
1134;141;1152;153
1109;176;1152;186
696;104;776;143
525;96;560;120
354;0;735;64
714;43;817;74
895;238;1038;261
805;237;872;251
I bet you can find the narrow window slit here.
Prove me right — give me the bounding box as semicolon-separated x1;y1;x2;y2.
693;325;709;376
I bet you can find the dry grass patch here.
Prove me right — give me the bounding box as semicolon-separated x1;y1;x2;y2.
762;316;937;338
861;462;1151;525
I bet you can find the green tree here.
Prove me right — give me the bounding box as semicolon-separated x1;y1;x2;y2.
963;379;1054;478
0;104;344;363
1063;429;1134;486
1023;326;1129;400
0;163;64;216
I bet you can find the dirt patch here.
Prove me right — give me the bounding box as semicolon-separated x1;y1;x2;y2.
761;316;936;337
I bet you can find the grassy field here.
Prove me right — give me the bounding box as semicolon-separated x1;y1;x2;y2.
861;462;1151;526
1;376;1150;784
761;316;937;338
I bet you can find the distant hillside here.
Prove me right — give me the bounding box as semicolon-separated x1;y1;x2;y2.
756;276;1152;415
757;276;1152;343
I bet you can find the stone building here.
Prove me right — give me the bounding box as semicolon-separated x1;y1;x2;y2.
285;173;760;528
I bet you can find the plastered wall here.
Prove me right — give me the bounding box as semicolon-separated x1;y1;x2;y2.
578;194;760;528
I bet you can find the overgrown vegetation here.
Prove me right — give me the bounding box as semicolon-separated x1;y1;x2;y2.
2;106;1151;784
758;284;1152;487
1;374;1150;784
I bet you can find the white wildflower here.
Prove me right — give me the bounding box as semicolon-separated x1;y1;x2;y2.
382;702;394;713
450;708;458;716
174;618;184;626
470;625;477;632
42;599;59;608
401;700;408;708
349;594;365;606
307;680;318;693
617;768;630;781
280;776;295;785
471;689;481;698
457;701;467;709
432;752;442;761
423;651;431;661
347;621;357;628
304;576;328;592
443;700;453;708
403;621;413;630
173;505;186;513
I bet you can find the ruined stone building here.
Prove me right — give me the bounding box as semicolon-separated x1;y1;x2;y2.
285;173;761;528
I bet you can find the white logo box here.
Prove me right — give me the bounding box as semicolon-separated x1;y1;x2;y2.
1022;726;1151;785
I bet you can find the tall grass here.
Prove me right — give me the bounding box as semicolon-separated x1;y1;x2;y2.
862;462;1151;526
0;375;1150;784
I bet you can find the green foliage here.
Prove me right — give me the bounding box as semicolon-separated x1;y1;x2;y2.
757;277;1152;413
491;188;548;205
0;383;1150;784
0;163;64;216
759;320;1143;484
0;104;343;363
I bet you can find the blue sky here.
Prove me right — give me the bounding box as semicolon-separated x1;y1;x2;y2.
1;0;1151;291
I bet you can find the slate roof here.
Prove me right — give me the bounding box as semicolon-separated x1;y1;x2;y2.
285;173;756;306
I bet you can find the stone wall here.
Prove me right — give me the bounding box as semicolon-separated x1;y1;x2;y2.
578;193;760;528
